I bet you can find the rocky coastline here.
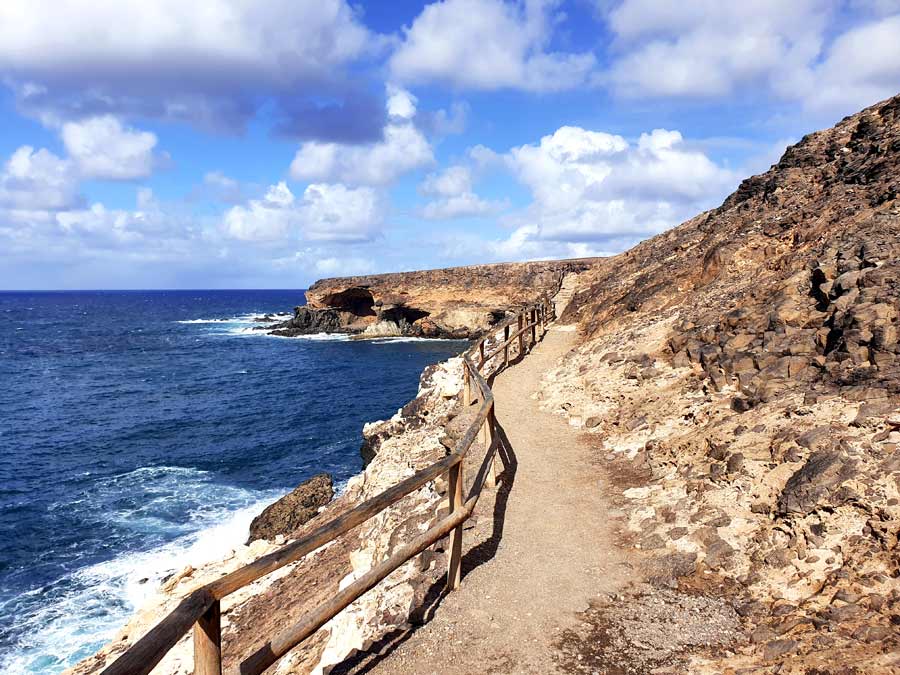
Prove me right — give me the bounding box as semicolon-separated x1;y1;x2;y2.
70;94;900;674
67;267;568;675
265;259;591;339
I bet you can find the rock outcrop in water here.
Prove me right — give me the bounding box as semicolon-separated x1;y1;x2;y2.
269;260;591;339
247;473;334;544
540;93;900;671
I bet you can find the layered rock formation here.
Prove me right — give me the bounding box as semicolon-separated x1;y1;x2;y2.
270;260;591;338
540;94;900;671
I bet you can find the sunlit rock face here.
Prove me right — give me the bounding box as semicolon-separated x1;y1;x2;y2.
539;93;900;672
272;259;596;339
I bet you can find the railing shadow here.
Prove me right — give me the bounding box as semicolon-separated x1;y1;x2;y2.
330;419;519;675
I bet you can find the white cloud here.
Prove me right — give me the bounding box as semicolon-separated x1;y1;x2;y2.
386;85;418;120
300;183;384;242
504;124;736;243
54;188;178;243
419;166;507;219
600;1;900;116
290;87;433;186
0;145;79;210
605;0;830;98
62;116;160;180
420;166;474;198
798;14;900;113
390;0;596;92
223;181;383;242
0;0;379;132
223;182;299;241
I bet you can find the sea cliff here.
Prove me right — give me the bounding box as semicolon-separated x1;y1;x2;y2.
267;259;590;338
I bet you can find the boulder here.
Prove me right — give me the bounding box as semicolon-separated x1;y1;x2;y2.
247;473;334;543
777;451;857;515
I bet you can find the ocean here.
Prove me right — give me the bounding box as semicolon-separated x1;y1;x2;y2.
0;290;466;674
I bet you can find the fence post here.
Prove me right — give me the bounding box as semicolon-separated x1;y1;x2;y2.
517;313;524;358
531;308;537;344
193;600;221;675
463;363;471;406
484;405;497;489
503;325;510;367
479;341;485;370
446;461;464;590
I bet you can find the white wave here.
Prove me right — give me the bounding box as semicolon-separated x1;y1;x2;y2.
176;311;290;326
0;466;284;674
222;327;353;341
367;336;467;344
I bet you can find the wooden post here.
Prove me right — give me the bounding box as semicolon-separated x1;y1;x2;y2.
517;313;524;357
531;308;537;344
487;407;499;488
479;341;485;370
463;364;471;406
193;600;221;675
446;462;464;590
503;325;510;367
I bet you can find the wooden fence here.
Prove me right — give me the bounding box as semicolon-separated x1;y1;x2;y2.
101;292;558;675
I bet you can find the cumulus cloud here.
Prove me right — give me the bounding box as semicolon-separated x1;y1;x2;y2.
0;146;79;210
390;0;596;92
61;116;161;180
419;166;507;219
797;14;900;113
0;0;382;135
290;87;433;186
503;124;737;244
601;0;900;116
223;182;383;242
604;0;830;98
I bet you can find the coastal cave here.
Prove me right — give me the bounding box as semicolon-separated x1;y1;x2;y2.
321;287;376;317
380;305;430;324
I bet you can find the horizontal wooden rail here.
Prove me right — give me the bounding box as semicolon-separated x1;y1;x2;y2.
101;288;559;675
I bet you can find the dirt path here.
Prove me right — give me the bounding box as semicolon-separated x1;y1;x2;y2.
344;275;630;674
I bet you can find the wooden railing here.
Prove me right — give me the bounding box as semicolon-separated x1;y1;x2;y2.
101;292;558;675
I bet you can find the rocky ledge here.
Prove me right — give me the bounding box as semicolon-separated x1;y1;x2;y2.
541;93;900;671
268;259;593;339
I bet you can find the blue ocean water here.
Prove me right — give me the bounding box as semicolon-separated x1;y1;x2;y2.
0;290;466;674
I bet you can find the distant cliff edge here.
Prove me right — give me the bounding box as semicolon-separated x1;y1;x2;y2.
266;259;597;339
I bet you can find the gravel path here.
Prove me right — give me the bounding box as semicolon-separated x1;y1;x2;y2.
344;276;630;674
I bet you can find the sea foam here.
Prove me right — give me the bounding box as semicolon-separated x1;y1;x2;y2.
0;466;282;674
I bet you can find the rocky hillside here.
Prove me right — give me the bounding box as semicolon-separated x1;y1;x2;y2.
270;259;594;338
541;94;900;671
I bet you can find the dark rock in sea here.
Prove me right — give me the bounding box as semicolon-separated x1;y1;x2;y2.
269;306;357;337
247;473;334;543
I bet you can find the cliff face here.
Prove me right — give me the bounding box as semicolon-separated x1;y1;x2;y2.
272;260;594;338
541;94;900;670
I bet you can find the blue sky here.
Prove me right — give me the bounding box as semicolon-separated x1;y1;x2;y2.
1;1;899;289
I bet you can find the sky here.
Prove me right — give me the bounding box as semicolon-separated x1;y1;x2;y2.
0;1;899;289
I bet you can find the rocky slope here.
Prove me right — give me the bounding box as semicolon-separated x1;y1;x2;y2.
270;260;592;338
539;94;900;671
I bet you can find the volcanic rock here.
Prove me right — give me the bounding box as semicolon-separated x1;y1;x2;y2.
247;473;334;543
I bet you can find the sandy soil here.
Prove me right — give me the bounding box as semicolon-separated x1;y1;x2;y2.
335;275;632;674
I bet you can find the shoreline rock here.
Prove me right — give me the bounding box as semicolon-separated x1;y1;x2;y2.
266;259;593;340
247;473;334;544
